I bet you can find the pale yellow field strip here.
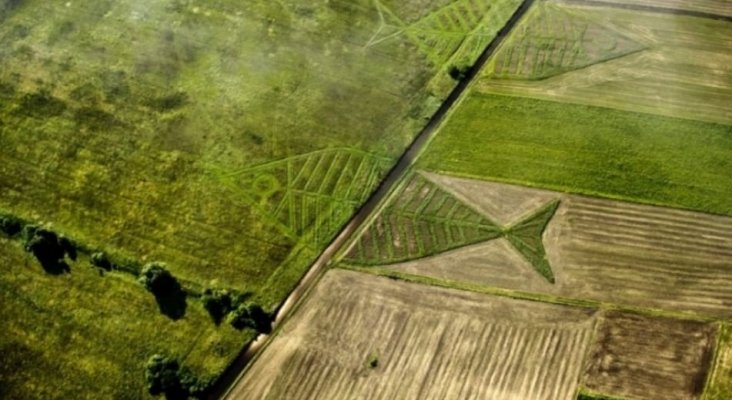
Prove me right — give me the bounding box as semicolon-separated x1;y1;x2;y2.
562;0;732;17
478;3;732;125
231;269;596;400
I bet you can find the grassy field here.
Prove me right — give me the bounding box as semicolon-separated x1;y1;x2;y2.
0;236;255;399
231;269;596;400
480;2;732;124
420;93;732;216
0;0;527;397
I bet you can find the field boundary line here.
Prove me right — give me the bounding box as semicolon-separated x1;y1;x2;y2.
421;166;732;218
556;0;732;21
702;322;728;400
214;0;541;398
338;264;726;323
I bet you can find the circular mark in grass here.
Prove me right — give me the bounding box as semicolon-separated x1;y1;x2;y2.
252;174;281;198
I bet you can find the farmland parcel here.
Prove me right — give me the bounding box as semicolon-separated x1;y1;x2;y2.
0;0;527;397
2;0;731;398
232;269;597;400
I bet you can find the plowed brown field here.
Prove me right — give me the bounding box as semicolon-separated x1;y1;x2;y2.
231;269;596;400
582;311;717;400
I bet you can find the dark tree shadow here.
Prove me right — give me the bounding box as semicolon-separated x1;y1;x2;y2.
37;258;71;275
140;264;188;320
153;279;187;320
25;229;71;275
202;290;253;325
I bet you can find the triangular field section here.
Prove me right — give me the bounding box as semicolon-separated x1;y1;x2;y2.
505;200;559;283
345;172;560;283
212;148;392;248
344;172;503;264
488;2;645;80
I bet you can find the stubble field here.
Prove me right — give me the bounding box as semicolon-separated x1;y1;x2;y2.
480;1;732;124
346;172;732;319
231;269;597;400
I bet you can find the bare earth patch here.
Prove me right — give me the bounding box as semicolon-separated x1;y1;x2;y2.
230;269;596;400
582;311;717;400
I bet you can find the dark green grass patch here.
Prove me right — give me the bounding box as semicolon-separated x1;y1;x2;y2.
421;93;732;216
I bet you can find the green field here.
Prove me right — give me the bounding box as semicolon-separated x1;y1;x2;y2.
0;0;527;397
0;236;254;399
420;93;732;216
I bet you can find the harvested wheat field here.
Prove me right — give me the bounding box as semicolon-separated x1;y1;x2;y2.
582;311;718;400
479;0;732;125
347;172;732;318
559;0;732;17
230;269;597;400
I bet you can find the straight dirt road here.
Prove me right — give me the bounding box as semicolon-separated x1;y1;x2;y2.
213;0;538;398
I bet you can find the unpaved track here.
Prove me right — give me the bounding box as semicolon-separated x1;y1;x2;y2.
212;0;539;398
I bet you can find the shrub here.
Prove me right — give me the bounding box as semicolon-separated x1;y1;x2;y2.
178;368;214;399
145;354;212;399
0;214;23;236
139;263;176;295
448;64;471;81
23;227;71;274
16;90;67;118
58;235;77;261
201;289;232;325
366;352;379;369
145;92;188;112
229;302;271;333
90;251;113;271
145;354;186;398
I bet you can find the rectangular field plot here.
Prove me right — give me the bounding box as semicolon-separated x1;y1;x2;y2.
356;172;732;319
479;1;732;125
582;311;717;400
231;269;597;400
559;0;732;17
419;94;732;217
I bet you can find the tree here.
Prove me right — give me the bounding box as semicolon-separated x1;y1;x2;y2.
229;302;271;333
139;263;176;295
201;289;232;325
139;263;187;320
23;227;70;274
145;355;186;398
0;214;22;236
448;64;471;81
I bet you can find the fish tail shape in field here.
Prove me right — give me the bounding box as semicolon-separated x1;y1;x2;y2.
344;172;559;283
503;200;559;283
